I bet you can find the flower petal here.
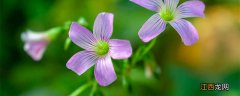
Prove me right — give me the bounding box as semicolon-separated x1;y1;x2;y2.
176;1;205;18
69;22;96;50
21;31;47;42
66;51;98;75
170;19;199;46
109;39;132;59
93;12;113;41
138;13;166;42
130;0;164;12
24;41;47;61
164;0;179;10
94;55;116;86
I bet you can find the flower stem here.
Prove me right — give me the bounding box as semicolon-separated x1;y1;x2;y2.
131;38;157;66
89;80;97;96
130;47;144;66
47;27;64;41
142;38;157;57
69;81;93;96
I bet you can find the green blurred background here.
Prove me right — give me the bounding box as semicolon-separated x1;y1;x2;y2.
0;0;240;96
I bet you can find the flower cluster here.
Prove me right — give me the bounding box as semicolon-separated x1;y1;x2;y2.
22;0;205;87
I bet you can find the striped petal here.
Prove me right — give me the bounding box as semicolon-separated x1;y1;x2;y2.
66;51;98;75
170;19;199;46
21;31;48;61
109;39;132;59
69;22;96;51
94;55;116;86
138;13;166;42
130;0;164;12
93;12;113;41
176;1;205;18
164;0;179;10
24;41;47;61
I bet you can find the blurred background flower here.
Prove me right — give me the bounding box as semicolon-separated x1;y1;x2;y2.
0;0;239;96
21;27;62;61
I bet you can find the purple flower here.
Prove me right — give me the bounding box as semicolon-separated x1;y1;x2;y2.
67;12;132;86
131;0;205;45
22;27;61;61
21;30;49;61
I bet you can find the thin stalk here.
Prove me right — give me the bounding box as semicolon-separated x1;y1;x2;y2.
131;38;157;66
141;38;157;57
89;80;97;96
69;81;93;96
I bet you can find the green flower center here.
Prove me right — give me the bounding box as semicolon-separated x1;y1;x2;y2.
160;8;175;22
95;41;109;56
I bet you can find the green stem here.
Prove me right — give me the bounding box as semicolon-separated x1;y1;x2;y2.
122;59;132;92
123;59;129;71
89;80;97;96
69;81;93;96
130;47;143;66
122;59;129;86
141;38;157;57
131;38;157;66
47;27;64;41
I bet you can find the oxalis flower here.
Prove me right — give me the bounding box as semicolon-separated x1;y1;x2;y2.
21;27;61;61
67;12;132;86
131;0;205;45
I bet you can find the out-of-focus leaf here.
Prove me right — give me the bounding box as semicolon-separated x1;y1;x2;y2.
64;38;71;50
77;17;88;27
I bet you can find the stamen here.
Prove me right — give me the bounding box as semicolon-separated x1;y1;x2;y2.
160;8;175;22
95;41;109;56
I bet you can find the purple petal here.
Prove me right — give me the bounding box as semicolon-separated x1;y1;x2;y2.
130;0;163;12
94;55;116;86
176;1;205;18
164;0;179;10
66;51;98;75
93;12;113;41
138;13;166;42
69;22;96;50
170;19;199;46
109;39;132;59
24;41;48;61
